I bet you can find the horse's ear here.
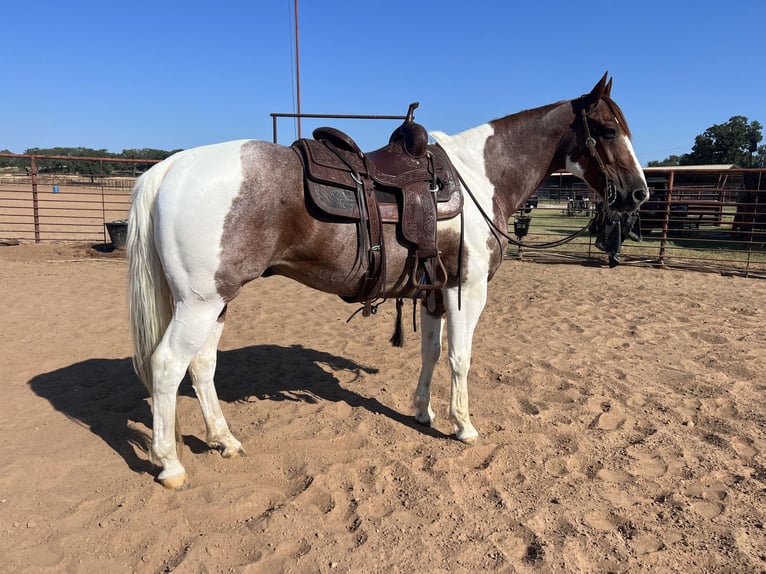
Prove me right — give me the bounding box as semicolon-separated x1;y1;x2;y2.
604;76;613;97
583;71;610;111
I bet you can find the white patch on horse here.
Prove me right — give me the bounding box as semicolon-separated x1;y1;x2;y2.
431;124;495;212
621;134;648;188
155;140;249;302
566;158;585;179
431;124;497;279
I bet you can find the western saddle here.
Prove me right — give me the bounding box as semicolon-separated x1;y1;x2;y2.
292;103;462;316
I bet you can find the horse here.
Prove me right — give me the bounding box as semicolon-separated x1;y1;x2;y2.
127;73;649;489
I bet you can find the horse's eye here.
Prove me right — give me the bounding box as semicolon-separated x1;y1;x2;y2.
603;127;618;140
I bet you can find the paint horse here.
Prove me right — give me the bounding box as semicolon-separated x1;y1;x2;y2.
128;74;648;489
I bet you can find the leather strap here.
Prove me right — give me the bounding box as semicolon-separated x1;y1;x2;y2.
356;157;386;316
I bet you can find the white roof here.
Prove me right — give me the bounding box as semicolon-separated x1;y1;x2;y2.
643;165;737;172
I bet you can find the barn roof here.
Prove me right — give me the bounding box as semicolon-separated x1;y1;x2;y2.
644;165;737;172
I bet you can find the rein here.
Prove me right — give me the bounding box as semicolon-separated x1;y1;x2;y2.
456;170;592;250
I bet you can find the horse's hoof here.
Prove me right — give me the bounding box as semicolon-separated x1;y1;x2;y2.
158;474;190;491
455;429;479;445
222;446;247;459
414;407;436;427
415;414;435;427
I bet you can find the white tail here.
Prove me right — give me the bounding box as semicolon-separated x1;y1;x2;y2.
127;159;176;393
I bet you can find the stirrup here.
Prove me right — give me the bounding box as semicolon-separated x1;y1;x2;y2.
412;254;447;291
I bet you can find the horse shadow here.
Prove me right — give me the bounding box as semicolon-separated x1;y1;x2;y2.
28;344;442;476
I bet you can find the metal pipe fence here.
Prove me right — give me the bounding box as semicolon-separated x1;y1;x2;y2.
514;168;766;277
0;154;159;244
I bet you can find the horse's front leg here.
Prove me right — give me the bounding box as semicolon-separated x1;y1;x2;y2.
444;281;487;444
414;306;445;426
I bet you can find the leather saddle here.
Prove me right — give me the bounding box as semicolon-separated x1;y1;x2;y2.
292;103;462;312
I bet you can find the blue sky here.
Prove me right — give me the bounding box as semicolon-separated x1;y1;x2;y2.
2;1;764;165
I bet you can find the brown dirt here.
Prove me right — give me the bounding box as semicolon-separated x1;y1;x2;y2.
1;243;765;573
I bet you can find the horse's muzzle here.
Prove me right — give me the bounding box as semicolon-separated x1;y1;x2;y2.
616;186;649;214
633;188;649;205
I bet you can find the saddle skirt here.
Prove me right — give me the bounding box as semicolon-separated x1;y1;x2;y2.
293;139;462;231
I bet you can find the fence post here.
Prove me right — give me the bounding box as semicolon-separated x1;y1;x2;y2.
272;115;278;143
30;156;40;243
99;159;107;243
657;170;675;264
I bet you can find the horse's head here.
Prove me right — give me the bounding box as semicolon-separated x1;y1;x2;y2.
565;73;649;214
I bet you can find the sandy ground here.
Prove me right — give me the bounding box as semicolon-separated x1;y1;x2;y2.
1;242;765;573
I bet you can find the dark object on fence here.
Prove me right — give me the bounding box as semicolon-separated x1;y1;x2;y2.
590;208;642;267
512;214;532;259
514;215;532;239
105;219;128;250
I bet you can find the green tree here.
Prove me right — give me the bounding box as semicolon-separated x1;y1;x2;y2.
649;116;764;167
22;147;114;175
647;154;683;167
119;148;177;161
681;116;763;166
0;146;180;175
118;148;177;175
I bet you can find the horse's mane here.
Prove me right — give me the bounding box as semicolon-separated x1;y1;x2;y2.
491;96;632;140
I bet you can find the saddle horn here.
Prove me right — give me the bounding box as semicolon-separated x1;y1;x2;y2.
406;102;419;122
389;102;428;157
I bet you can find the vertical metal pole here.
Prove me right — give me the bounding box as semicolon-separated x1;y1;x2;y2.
658;170;674;264
272;115;279;143
294;0;301;139
100;159;107;243
31;156;40;243
743;171;762;277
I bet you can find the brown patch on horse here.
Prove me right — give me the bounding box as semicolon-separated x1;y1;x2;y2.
216;141;445;304
482;103;574;235
215;141;317;301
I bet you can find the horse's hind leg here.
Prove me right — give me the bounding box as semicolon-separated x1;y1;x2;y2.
150;299;226;490
188;307;244;458
414;307;444;426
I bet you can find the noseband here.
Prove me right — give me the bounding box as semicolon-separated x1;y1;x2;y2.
580;96;617;207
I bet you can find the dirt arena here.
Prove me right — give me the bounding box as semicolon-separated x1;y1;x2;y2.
1;242;765;573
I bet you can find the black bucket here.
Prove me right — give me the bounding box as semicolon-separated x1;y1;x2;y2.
105;219;128;250
513;215;531;239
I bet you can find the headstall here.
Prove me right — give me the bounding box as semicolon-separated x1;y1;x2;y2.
580;96;617;207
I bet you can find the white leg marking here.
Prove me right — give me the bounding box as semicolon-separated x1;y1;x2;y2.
444;281;487;443
414;309;444;426
188;319;244;458
150;300;225;487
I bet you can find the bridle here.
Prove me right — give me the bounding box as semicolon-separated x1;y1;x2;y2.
449;98;627;252
580;96;618;208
